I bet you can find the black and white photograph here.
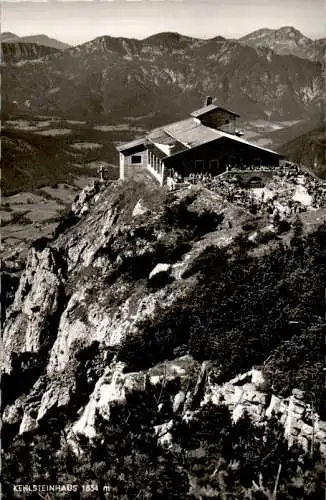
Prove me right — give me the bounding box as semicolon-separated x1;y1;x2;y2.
1;0;326;498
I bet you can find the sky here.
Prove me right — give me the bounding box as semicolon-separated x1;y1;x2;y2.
1;0;325;46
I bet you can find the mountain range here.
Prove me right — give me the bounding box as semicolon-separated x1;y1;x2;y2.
2;28;324;126
2;26;324;60
0;32;71;50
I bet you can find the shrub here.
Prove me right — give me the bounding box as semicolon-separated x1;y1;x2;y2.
121;224;326;405
277;219;291;233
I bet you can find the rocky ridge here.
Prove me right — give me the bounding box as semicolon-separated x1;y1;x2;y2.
1;42;59;65
2;172;326;464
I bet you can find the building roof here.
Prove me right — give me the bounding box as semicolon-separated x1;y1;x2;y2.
147;142;169;161
147;128;177;145
164;118;223;149
191;104;240;118
216;129;283;156
117;106;281;159
190;104;218;118
117;137;146;153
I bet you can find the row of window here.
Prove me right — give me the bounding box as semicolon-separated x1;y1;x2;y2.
194;158;263;169
130;154;263;169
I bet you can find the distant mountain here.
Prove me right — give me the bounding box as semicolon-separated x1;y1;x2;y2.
0;32;71;50
279;126;326;178
1;42;60;65
1;32;324;124
0;32;20;42
239;26;326;62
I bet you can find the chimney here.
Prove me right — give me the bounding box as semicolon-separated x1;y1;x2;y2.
205;96;213;106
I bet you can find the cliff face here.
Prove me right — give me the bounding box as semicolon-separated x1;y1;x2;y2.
2;246;64;365
1;173;232;426
2;172;326;465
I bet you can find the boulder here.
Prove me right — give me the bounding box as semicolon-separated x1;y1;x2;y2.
19;412;37;435
149;263;171;282
292;388;305;400
248;231;258;244
132;199;150;217
71;181;100;217
80;203;89;216
173;391;186;413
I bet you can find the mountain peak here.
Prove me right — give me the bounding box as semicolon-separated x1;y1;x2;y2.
144;31;187;40
210;35;227;42
277;26;302;34
1;31;18;37
143;31;197;45
0;33;71;50
0;32;20;41
238;26;320;60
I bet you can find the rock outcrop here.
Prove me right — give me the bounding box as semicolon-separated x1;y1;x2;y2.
2;174;325;465
67;357;326;455
132;198;150;217
2;245;65;373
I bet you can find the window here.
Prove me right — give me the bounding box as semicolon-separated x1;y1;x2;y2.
131;155;142;164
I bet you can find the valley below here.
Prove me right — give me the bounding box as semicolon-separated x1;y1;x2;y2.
1;114;146;260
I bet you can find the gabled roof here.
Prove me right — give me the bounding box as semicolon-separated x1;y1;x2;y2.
117;109;281;159
191;104;240;118
190;103;218;117
117;137;146;152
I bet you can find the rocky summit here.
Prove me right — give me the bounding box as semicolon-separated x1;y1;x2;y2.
238;26;326;62
2;171;326;498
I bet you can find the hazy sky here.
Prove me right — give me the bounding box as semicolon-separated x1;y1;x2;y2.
2;0;325;45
